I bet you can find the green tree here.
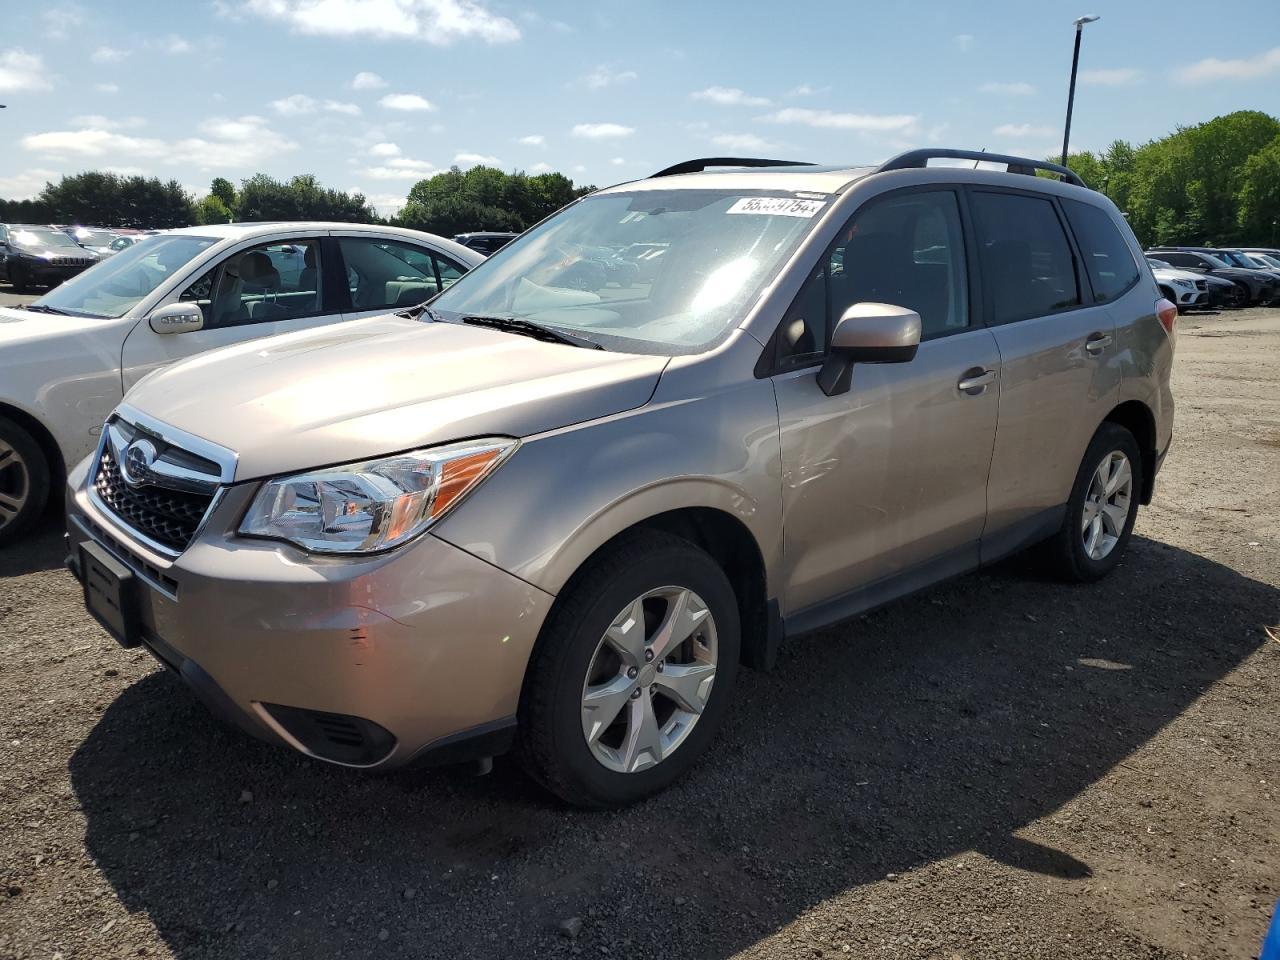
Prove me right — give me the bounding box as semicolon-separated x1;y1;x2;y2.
1237;134;1280;244
395;165;594;235
234;173;381;223
209;176;237;209
195;194;233;225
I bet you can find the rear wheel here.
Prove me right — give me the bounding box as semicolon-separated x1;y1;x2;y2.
0;417;51;546
1043;423;1142;582
517;530;740;808
1226;282;1249;309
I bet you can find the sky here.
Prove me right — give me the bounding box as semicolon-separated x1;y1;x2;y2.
1;0;1278;218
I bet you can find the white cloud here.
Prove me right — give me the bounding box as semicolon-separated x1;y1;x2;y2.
954;33;974;52
362;155;435;179
271;93;319;115
1081;67;1141;86
609;157;625;166
364;192;409;215
993;122;1057;138
787;83;825;97
242;0;520;46
352;70;387;89
517;134;545;146
582;65;637;89
1177;46;1280;84
980;81;1036;95
91;45;128;63
572;122;634;140
0;50;54;92
323;99;362;115
529;161;551;173
710;132;779;151
453;151;500;167
379;92;435;111
22;114;297;170
163;34;194;54
95;82;119;94
691;86;771;107
43;5;85;41
760;107;918;132
0;168;59;201
369;141;402;156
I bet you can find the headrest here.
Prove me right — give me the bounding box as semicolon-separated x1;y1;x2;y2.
240;251;276;282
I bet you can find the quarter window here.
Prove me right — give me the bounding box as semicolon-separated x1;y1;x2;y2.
1062;199;1139;303
971;192;1081;324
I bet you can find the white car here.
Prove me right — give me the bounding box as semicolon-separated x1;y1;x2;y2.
1146;258;1209;312
0;222;483;543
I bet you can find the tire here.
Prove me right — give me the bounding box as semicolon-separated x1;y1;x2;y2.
1042;422;1143;582
1226;282;1249;309
8;262;29;293
517;529;740;808
0;416;51;547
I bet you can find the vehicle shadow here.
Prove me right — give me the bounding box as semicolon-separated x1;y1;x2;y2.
67;536;1276;959
0;513;67;577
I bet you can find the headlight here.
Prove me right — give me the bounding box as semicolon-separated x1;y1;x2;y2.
239;438;516;554
1172;278;1193;287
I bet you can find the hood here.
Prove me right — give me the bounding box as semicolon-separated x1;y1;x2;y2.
0;305;116;343
1211;267;1273;281
1150;267;1202;283
123;314;670;481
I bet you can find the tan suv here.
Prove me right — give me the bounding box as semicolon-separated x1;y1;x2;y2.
67;150;1175;808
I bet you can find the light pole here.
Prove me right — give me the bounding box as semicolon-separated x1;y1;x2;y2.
1061;14;1100;167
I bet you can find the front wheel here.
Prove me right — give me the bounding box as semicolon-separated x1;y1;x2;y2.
0;416;51;546
517;530;740;808
1043;423;1143;582
1226;282;1249;309
7;262;29;293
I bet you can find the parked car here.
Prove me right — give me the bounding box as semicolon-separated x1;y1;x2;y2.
1242;251;1280;271
71;228;122;259
1237;246;1280;262
66;150;1173;807
453;231;518;254
0;224;101;292
1145;248;1276;306
0;222;481;544
1146;258;1210;311
1213;249;1280;286
106;235;142;256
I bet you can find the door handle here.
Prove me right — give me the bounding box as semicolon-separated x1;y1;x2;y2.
957;368;996;394
1085;333;1113;355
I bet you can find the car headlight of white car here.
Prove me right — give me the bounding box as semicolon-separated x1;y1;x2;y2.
1171;278;1193;287
240;438;517;554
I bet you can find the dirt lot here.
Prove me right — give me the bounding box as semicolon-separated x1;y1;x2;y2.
1;305;1277;960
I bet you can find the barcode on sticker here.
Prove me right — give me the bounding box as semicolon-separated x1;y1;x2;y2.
727;197;826;218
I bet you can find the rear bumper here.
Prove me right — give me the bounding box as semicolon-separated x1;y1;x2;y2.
65;457;554;770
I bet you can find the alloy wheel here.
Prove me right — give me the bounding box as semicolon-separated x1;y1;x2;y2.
580;586;718;774
1081;450;1133;561
0;437;30;531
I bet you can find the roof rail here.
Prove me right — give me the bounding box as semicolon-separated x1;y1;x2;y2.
651;157;816;178
877;149;1087;188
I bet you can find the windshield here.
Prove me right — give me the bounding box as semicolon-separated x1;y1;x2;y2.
76;230;117;247
430;189;829;354
11;228;80;250
1147;259;1171;269
1203;253;1232;268
34;234;218;318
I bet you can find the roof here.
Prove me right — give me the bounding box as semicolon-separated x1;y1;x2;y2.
598;165;877;196
163;221;433;240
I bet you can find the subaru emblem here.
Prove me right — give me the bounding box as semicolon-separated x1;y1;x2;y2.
120;438;158;487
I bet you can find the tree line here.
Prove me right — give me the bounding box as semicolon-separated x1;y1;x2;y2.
2;110;1276;247
1060;109;1280;248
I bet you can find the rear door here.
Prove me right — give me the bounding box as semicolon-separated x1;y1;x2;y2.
970;188;1120;560
121;233;340;391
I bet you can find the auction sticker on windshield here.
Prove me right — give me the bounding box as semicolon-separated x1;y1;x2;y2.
727;197;826;217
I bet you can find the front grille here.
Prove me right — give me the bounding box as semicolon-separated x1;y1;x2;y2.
50;256;92;266
94;446;214;552
1195;280;1207;290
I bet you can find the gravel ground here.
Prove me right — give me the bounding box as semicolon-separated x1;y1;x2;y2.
1;302;1277;960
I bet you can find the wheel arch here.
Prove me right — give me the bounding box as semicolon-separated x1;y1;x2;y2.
0;400;66;488
1102;400;1157;504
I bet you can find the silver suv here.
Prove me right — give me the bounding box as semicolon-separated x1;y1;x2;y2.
67;150;1175;808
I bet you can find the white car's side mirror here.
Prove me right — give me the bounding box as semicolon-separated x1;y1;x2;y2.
148;303;204;335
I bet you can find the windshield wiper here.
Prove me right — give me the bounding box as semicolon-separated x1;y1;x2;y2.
461;315;603;350
20;304;70;315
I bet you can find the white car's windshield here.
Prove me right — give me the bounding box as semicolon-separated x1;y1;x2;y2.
430;189;829;355
34;234;218;319
76;230;117;247
11;228;80;251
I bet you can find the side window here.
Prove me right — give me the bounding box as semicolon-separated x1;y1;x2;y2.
435;254;466;290
1062;199;1139;303
775;264;827;367
337;237;443;311
179;238;323;329
971;192;1081;324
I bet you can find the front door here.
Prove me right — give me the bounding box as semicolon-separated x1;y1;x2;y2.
121;235;336;391
772;188;1000;618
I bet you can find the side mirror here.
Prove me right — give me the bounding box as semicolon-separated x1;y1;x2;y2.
148;302;204;335
817;302;921;397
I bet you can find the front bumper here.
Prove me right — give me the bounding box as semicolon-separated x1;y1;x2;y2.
15;257;95;283
66;458;555;770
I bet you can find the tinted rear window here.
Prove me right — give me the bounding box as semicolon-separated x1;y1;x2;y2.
970;192;1081;324
1063;200;1139;303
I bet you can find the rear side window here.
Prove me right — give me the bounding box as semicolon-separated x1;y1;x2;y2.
1063;200;1139;302
971;192;1080;324
337;237;468;311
